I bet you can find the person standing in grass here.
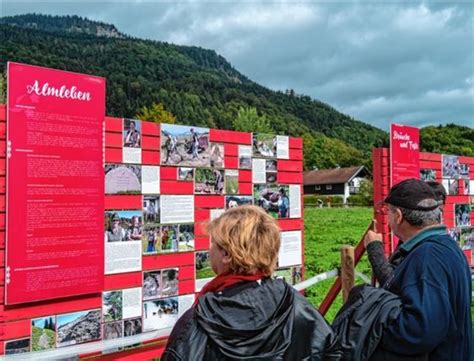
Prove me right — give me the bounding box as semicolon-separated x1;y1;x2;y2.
364;179;471;360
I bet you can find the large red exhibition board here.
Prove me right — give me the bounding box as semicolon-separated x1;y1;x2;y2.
0;61;304;360
6;63;105;304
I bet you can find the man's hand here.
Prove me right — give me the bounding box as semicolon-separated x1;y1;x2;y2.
364;230;383;248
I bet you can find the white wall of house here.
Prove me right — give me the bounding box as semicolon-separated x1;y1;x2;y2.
343;183;350;204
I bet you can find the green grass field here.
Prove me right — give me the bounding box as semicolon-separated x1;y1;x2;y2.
304;207;373;322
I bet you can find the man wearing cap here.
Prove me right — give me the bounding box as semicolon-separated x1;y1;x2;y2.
364;179;471;360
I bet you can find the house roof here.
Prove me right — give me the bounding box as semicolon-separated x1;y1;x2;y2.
303;166;367;185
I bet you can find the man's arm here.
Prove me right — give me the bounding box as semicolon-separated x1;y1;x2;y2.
364;226;395;286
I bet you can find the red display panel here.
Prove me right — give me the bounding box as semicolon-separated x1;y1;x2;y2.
5;63;105;304
390;123;420;186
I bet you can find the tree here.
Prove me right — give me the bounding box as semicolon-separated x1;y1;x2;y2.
135;102;177;124
232;106;273;134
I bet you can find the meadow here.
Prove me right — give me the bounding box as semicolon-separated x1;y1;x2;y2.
303;207;373;322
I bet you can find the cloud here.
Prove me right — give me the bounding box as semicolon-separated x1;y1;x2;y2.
2;1;473;130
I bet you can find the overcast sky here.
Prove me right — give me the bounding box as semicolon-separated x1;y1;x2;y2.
3;1;473;130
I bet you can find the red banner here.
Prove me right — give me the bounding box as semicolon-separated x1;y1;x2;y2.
6;62;105;304
390;123;420;249
390;123;420;186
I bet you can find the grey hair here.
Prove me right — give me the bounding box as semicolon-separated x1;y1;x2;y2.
392;199;442;227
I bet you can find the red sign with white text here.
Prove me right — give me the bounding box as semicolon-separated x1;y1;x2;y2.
390;123;420;186
6;62;105;304
390;123;420;249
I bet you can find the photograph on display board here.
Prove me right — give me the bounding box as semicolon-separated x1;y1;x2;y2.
161;268;179;298
56;310;101;347
143;270;162;301
144;196;160;224
455;204;471;227
160;225;179;253
143;225;160;254
143;297;179;331
449;228;459;244
225;170;239;194
105;211;143;242
178;167;194;181
226;195;253;209
105;164;141;194
161;124;210;167
103;321;124;340
420;169;436;182
254;184;290;218
239;145;252;169
103;291;123;322
210;143;225;168
123;119;141;148
442;155;460;179
195;251;215;291
273;266;302;286
253;133;276;158
460;228;474;250
31;316;56;351
124;317;143;337
463;180;470;195
5;338;31;355
266;160;277;172
178;224;194;251
266;172;277;184
442;179;459;196
195;168;224;194
460;164;470;180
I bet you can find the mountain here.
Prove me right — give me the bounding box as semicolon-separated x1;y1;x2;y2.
2;14;466;169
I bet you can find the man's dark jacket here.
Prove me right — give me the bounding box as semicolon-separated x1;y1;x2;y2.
162;278;342;360
335;227;472;361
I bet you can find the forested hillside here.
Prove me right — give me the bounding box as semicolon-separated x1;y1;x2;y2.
1;14;471;168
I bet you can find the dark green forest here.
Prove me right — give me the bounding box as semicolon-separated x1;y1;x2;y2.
1;14;472;169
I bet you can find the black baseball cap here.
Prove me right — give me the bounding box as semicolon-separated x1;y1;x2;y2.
384;178;439;211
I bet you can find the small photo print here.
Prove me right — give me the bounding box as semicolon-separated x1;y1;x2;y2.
103;321;123;340
226;195;253;209
447;179;459;195
253;133;276;158
143;225;160;254
160;225;179;253
460;164;470;180
123;118;141;148
143;196;160;224
105;164;141;194
239;145;252;169
105;211;143;242
178;167;194;181
161;124;210;167
5;338;31;355
266;172;277;184
56;310;101;347
210;143;225;168
449;228;460;244
442;155;460;179
31;316;56;351
143;270;162;301
460;228;474;250
273;266;303;286
195;168;224;194
254;184;290;218
420;169;436;182
103;291;123;322
195;251;214;280
225;170;239;194
266;160;277;172
143;297;179;331
462;180;470;196
455;204;471;227
178;224;194;252
161;268;179;298
124;317;143;337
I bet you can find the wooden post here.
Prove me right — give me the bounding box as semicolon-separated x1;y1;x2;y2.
341;245;355;302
